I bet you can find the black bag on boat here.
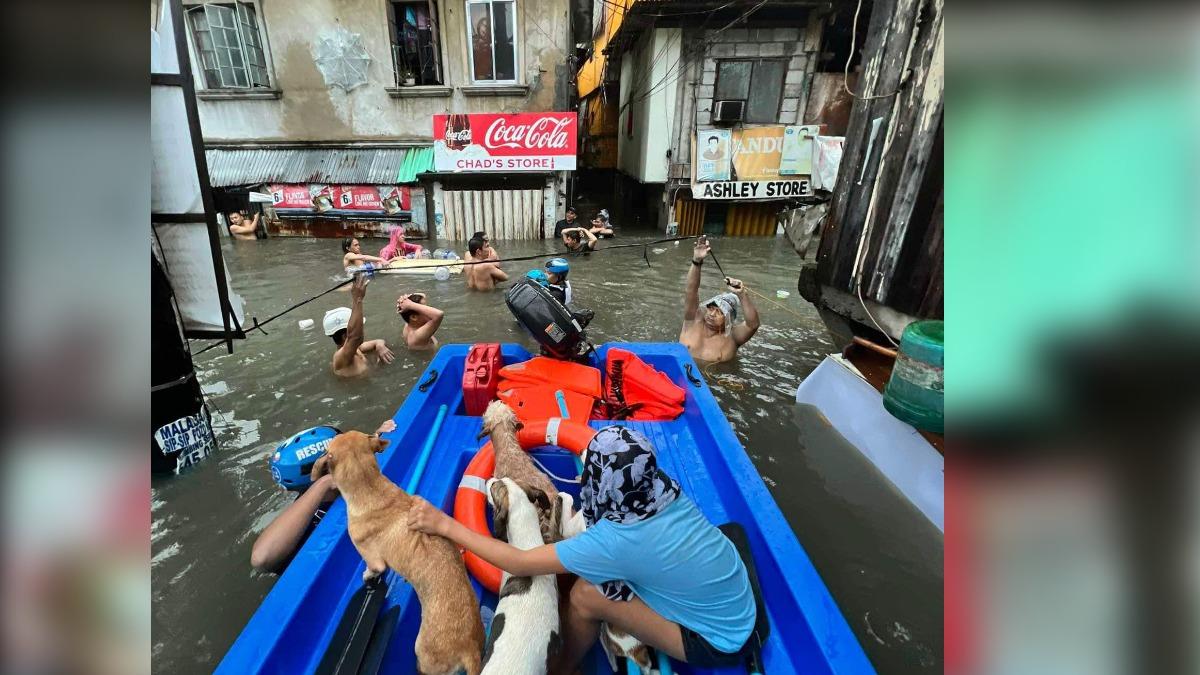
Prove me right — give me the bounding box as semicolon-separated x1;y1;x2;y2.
505;279;588;360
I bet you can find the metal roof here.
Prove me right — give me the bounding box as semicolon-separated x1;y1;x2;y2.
205;147;432;187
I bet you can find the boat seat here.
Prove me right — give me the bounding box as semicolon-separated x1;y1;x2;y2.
718;522;770;673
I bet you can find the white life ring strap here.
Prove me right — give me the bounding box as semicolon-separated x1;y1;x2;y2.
458;474;488;493
544;417;563;446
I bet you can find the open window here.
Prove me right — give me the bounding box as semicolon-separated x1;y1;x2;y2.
466;0;517;83
185;2;271;89
389;1;444;85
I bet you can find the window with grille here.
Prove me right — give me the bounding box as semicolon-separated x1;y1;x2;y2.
389;1;444;86
714;59;786;124
466;0;517;83
186;2;271;89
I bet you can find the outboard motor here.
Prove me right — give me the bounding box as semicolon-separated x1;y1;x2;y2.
505;278;590;360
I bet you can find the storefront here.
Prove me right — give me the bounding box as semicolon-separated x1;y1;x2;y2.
204;146;434;239
429;112;575;240
673;125;838;237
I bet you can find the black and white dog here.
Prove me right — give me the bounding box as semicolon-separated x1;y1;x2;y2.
482;478;563;675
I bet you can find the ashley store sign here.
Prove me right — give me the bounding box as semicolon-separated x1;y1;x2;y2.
434;112;577;172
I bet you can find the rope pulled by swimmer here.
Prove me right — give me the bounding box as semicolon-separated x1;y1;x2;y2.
192;235;700;357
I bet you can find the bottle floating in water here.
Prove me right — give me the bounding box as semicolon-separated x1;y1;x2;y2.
433;248;460;260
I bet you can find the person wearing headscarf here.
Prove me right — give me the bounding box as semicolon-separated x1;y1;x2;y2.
680;236;760;362
407;426;756;669
378;226;424;261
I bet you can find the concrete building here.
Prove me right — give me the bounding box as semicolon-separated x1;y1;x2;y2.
182;0;575;240
576;0;860;235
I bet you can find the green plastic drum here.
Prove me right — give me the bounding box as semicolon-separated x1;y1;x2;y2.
882;320;944;433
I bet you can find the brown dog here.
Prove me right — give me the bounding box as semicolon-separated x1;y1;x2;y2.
313;431;484;675
480;401;559;543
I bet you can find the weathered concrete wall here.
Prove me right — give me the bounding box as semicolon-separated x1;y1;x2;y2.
695;12;824;132
193;0;571;142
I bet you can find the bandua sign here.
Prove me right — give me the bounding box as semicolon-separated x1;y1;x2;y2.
434;112;577;172
691;125;817;200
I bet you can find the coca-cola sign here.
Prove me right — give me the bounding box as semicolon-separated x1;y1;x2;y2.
434;112;577;172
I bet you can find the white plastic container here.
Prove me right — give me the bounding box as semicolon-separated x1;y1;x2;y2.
298;319;315;330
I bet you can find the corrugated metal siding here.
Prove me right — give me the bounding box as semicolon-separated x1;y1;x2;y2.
673;195;706;236
725;203;779;236
205;148;430;187
444;189;543;240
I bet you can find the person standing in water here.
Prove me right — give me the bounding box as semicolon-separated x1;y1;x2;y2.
464;231;500;261
342;237;387;273
553;206;579;239
396;292;444;350
561;226;598;255
324;275;395;377
679;236;760;363
465;236;508;290
227;211;260;240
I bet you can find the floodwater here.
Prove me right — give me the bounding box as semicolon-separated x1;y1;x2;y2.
151;233;942;673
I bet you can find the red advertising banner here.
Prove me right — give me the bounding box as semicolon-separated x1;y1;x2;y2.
433;112;577;172
269;185;411;214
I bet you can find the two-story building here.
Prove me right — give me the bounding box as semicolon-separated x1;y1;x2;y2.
576;0;861;235
185;0;575;240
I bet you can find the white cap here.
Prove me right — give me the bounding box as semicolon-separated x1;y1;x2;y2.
323;308;351;336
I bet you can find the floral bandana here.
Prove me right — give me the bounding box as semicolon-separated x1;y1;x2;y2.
578;426;681;601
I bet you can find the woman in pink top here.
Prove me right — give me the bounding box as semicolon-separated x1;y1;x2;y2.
378;226;424;261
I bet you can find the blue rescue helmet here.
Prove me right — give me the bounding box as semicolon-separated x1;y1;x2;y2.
545;258;570;277
270;425;341;490
525;269;549;286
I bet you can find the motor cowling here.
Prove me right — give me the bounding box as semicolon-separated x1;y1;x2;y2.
505;278;588;360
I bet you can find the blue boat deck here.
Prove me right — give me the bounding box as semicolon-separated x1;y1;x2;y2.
218;343;874;674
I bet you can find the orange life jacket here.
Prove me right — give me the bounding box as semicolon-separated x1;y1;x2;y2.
603;348;686;421
496;356;603;422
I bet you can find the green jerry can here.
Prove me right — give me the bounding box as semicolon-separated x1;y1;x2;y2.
882;320;944;434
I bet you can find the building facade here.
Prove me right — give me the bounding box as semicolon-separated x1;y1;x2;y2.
183;0;574;240
576;0;860;235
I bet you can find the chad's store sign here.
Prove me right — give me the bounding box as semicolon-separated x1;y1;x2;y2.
434;112;577;172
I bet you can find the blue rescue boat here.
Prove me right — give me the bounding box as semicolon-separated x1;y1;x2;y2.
218;343;874;674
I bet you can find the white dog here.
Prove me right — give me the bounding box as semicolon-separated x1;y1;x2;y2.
482;478;561;675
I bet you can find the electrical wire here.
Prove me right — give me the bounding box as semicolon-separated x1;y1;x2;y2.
843;0;904;100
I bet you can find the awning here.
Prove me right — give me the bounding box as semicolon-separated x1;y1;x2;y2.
396;147;434;183
205;147;433;187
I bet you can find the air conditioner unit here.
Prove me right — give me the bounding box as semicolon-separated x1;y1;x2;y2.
711;100;744;124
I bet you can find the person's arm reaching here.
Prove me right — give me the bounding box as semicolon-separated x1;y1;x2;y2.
728;278;760;345
683;236;709;322
251;475;336;573
359;339;395;364
347;252;389;266
408;497;566;577
579;227;598;250
334;276;368;370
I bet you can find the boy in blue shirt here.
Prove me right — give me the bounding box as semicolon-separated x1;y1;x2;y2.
409;426;756;669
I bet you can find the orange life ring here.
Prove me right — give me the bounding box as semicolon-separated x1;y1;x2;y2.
453;417;596;593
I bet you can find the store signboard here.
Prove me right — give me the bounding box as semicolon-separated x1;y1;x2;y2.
433;112;577;172
693;179;813;200
269;184;411;214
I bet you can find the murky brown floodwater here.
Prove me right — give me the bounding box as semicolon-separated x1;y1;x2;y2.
151;232;941;673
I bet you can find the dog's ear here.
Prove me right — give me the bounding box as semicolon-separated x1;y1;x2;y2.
526;487;552;512
311;453;331;481
372;435;389;454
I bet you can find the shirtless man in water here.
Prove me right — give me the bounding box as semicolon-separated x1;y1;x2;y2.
465;236;507;290
228;211;259;240
342;237;387;273
324;275;395;377
396;292;444;350
680;236;759;363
